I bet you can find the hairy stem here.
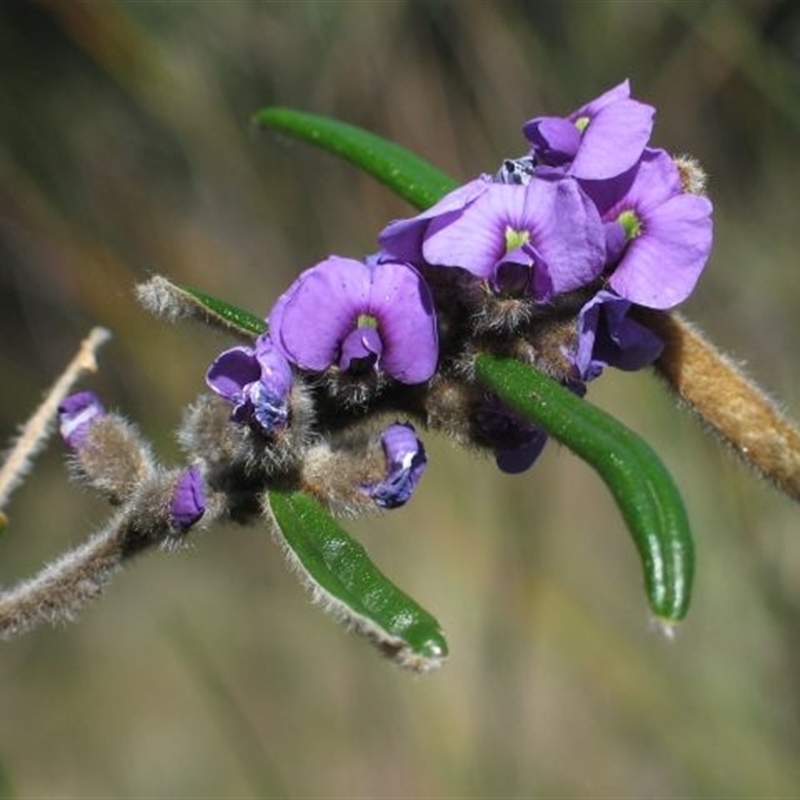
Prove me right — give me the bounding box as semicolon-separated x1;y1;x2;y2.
0;511;128;639
642;310;800;503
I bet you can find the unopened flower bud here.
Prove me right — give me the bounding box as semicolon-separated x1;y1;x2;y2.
58;391;105;449
169;466;206;530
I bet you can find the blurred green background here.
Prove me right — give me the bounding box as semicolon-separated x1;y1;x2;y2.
3;0;800;796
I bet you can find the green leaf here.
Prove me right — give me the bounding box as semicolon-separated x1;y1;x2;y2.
136;275;267;339
0;511;6;538
266;490;448;671
176;284;267;337
253;107;458;212
475;353;694;624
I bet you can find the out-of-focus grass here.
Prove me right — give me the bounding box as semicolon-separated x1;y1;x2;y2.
2;0;800;796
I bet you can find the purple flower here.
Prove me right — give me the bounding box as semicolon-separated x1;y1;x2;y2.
169;465;206;530
362;423;427;509
573;290;664;380
474;396;548;474
584;148;714;309
206;333;293;433
418;177;606;301
58;391;105;449
269;256;438;385
522;79;655;181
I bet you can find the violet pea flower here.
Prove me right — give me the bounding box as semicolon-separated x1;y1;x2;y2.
418;177;606;301
523;79;655;181
583;148;714;309
205;333;293;434
269;256;438;385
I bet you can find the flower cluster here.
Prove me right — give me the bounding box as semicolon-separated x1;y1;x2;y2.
203;80;713;506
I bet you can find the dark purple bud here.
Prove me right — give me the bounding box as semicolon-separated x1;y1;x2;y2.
58;391;105;449
362;423;427;509
574;290;664;380
169;465;206;530
475;396;548;474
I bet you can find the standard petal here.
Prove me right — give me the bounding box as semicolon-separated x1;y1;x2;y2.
205;346;259;402
378;177;491;263
569;98;655;180
368;261;438;383
270;256;370;371
527;178;607;293
423;184;525;278
574;79;631;117
609;193;714;308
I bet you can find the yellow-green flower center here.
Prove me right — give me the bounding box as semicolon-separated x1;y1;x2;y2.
357;313;378;329
618;209;642;241
574;115;590;133
505;226;530;254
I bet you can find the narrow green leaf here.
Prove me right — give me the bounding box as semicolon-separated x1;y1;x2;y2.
136;275;267;339
179;284;267;337
475;353;694;624
266;490;448;671
0;511;6;538
253;107;458;212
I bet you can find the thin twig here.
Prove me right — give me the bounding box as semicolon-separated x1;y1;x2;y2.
0;326;112;513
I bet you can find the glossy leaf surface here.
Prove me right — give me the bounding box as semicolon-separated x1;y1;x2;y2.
476;353;694;622
254;107;459;211
268;490;448;670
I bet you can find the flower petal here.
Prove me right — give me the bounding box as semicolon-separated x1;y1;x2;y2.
368;261;438;383
525;178;607;294
609;193;713;309
269;256;370;371
378;177;491;263
422;184;516;278
574;290;664;379
569;98;655;180
254;334;294;398
205;346;259;403
58;391;105;449
522;116;581;168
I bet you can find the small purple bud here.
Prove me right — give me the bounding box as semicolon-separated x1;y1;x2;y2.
169;466;206;530
362;423;427;509
58;391;105;449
